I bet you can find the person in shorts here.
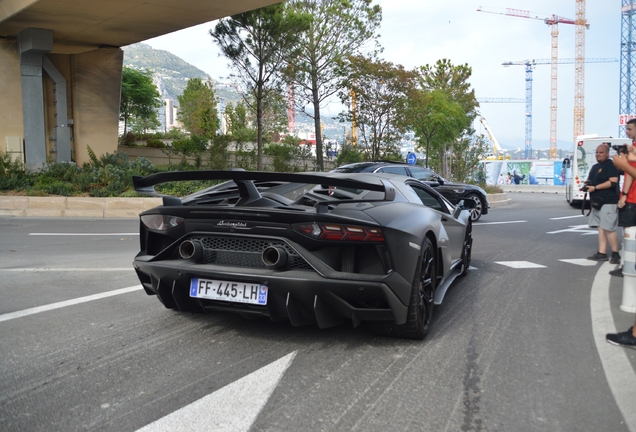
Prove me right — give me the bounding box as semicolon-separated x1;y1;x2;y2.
586;144;621;263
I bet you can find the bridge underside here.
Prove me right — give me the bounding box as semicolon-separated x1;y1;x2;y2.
0;0;279;170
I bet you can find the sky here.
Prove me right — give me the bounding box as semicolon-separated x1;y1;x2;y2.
142;0;621;151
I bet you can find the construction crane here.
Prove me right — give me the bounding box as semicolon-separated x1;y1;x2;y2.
619;1;636;137
574;0;587;140
477;6;589;156
478;116;508;160
502;58;617;159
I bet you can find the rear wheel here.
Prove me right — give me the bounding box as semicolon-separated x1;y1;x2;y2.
467;194;483;222
396;237;437;340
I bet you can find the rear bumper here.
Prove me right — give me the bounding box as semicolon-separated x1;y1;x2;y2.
133;257;411;328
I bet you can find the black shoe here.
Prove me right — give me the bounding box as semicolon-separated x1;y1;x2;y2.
588;252;608;261
609;267;623;277
606;327;636;349
610;252;621;264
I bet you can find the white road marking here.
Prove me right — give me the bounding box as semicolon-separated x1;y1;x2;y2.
29;233;138;236
0;285;142;323
0;268;133;272
558;259;599;267
468;266;478;270
550;215;584;220
590;262;636;432
546;224;597;235
473;220;527;225
137;351;297;432
494;261;546;269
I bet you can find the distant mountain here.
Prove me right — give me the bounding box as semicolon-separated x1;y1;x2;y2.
122;43;241;104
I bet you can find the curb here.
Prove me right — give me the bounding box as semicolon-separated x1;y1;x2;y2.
487;193;512;208
0;193;512;218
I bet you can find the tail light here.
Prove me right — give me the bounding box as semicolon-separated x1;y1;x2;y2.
141;214;184;231
293;222;384;242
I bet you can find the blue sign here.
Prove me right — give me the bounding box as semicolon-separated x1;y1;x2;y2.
406;152;417;165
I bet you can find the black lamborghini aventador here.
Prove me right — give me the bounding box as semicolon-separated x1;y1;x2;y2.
132;170;474;339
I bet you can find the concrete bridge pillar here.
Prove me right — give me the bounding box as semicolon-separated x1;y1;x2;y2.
1;30;122;171
17;28;52;171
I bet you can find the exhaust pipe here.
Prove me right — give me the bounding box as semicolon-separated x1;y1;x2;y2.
262;246;288;268
179;240;203;262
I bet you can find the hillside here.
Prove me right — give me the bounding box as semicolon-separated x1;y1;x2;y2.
123;43;242;103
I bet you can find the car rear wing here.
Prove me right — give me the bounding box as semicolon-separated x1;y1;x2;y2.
132;170;396;207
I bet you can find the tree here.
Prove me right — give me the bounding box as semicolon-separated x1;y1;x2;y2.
119;67;161;135
446;135;488;183
417;59;478;123
339;55;414;161
211;3;311;170
224;101;257;143
286;0;382;171
408;59;478;176
177;78;219;139
407;89;467;172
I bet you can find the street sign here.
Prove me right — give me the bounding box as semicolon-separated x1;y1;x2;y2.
406;152;417;165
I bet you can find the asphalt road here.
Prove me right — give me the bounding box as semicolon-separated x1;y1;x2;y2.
1;194;635;431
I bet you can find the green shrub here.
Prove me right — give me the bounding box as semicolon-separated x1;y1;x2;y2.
118;132;138;146
480;184;503;194
146;137;165;148
44;181;75;196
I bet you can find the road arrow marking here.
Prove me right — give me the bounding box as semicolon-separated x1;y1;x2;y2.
137;351;297;432
474;220;527;225
546;224;597;235
549;215;584;220
558;259;599;267
494;261;546;269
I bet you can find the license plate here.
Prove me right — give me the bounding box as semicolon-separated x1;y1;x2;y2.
189;278;267;305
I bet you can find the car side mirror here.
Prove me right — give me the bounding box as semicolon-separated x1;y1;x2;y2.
436;176;445;185
458;199;476;210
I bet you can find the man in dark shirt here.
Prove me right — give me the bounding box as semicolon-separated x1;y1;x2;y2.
586;144;621;263
512;170;526;185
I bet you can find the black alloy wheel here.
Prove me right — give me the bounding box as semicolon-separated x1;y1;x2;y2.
467;194;483;222
397;236;437;340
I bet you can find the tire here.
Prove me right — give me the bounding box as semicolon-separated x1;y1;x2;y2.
466;194;483;222
459;221;472;277
396;236;437;340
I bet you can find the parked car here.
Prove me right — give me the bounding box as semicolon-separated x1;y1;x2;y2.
332;161;489;221
132;170;475;339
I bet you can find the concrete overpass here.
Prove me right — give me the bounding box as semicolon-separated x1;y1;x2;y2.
0;0;280;170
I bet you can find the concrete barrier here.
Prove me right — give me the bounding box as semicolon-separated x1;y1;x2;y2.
499;185;565;194
0;196;162;218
